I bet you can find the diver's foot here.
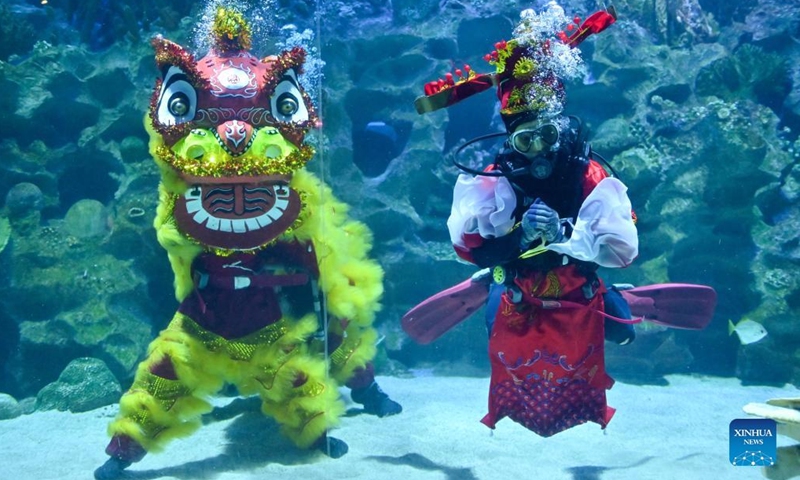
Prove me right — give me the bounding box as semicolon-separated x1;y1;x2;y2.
94;457;131;480
604;318;636;345
350;382;402;417
314;434;349;459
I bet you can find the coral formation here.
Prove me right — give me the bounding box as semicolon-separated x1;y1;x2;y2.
34;357;121;413
0;5;36;61
696;44;790;111
4;183;44;218
610;0;718;46
63;0;194;51
0;217;9;255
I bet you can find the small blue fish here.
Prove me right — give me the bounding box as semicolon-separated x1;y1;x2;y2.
728;318;768;345
352;120;411;178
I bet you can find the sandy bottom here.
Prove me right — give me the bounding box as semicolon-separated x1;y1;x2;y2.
1;374;797;480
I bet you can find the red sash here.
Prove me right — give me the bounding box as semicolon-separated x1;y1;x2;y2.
481;264;614;437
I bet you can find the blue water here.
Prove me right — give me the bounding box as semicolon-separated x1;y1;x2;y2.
0;0;798;478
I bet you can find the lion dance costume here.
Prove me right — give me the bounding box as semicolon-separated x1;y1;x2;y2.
95;8;399;479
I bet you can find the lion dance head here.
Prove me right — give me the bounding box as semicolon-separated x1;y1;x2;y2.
147;6;318;252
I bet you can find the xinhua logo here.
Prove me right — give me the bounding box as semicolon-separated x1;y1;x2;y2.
729;418;777;467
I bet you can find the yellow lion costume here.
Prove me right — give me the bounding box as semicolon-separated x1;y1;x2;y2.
95;8;399;479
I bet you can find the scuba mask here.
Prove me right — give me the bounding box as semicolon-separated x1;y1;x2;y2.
451;116;613;181
509;123;559;156
508;123;560;179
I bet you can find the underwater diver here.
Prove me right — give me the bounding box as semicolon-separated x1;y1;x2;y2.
414;5;636;437
451;113;640;346
404;2;718;439
94;7;400;480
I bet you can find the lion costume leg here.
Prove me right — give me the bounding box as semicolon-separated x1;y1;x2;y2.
96;314;219;479
103;314;223;462
97;312;347;479
234;314;346;451
322;324;402;418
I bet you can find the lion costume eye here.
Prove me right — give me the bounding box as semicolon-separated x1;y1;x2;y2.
270;70;308;123
168;94;190;116
155;66;197;126
277;93;299;116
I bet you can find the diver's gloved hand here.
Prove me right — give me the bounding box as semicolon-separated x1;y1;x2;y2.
519;199;563;248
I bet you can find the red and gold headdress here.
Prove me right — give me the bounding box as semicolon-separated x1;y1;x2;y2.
416;4;616;128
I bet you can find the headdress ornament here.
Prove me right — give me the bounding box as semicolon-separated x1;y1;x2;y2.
415;4;616;127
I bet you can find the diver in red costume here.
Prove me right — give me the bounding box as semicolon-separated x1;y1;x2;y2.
417;5;637;437
407;2;718;439
449;111;638;436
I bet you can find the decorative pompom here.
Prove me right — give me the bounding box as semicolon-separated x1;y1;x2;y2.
210;6;252;53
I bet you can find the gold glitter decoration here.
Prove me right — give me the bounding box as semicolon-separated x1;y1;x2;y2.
530;270;562;298
545;271;562;297
155;144;315;178
255;348;300;391
128;372;192;419
211;7;252;53
125;372;192;431
296;380;325;397
179;314;290;361
329;334;362;370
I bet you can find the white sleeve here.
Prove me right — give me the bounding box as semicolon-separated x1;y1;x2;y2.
447;174;518;249
545;177;638;268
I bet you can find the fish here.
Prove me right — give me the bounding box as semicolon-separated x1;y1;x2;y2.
728;318;768;345
352;120;412;178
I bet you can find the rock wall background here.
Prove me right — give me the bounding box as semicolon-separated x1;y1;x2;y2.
0;0;798;412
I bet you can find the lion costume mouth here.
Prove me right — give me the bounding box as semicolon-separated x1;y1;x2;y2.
173;177;301;250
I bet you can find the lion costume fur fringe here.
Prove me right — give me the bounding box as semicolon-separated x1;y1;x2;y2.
107;120;383;451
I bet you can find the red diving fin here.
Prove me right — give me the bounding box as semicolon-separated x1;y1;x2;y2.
401;269;491;344
619;283;717;330
402;277;717;345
